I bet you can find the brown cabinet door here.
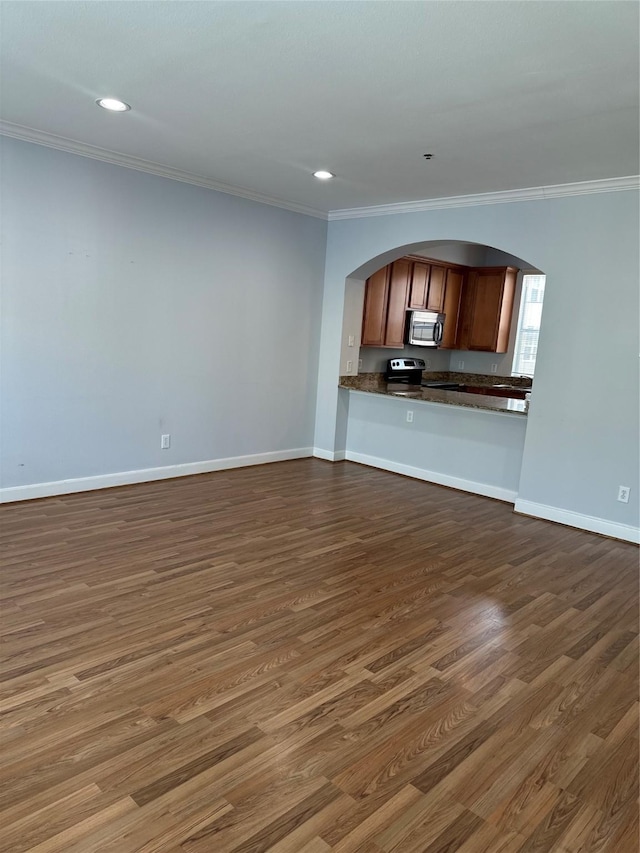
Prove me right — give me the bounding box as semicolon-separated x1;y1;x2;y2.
494;267;517;353
457;267;517;352
455;274;476;350
426;265;446;312
384;260;411;347
468;271;505;350
440;268;463;348
408;262;429;309
361;266;390;346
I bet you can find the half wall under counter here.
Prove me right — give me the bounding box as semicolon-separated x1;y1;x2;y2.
338;373;529;503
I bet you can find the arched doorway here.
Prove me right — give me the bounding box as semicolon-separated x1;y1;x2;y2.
323;239;547;504
340;239;544;382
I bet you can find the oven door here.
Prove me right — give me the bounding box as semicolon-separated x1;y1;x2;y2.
407;311;445;347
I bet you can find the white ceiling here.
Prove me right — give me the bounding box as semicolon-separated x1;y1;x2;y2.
1;1;638;216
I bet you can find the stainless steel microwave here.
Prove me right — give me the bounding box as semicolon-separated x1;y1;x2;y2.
406;311;445;347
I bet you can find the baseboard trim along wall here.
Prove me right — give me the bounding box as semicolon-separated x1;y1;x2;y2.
313;448;347;462
344;450;518;504
514;499;640;545
0;448;314;503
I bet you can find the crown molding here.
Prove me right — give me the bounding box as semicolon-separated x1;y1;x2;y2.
3;121;637;223
0;121;328;220
328;175;640;220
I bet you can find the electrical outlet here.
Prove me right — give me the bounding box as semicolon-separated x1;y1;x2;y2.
346;360;353;373
617;485;630;503
161;434;171;450
491;363;498;373
406;410;414;423
425;358;431;368
457;360;464;370
358;359;363;370
348;335;355;347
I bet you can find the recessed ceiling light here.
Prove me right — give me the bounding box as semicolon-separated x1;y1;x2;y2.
96;97;131;112
313;170;335;180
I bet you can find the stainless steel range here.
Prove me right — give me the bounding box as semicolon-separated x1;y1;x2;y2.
385;358;463;390
384;358;426;385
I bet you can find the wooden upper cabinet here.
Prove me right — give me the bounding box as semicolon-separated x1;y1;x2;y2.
426;265;446;312
361;260;411;348
408;262;430;309
440;268;464;349
456;267;518;352
361;256;513;352
384;260;411;347
361;266;390;347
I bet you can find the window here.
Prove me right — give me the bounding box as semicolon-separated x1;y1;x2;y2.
512;274;546;377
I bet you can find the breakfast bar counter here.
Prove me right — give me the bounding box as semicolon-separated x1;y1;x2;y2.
339;372;529;416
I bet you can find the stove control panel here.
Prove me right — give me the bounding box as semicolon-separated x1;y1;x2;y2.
388;358;426;371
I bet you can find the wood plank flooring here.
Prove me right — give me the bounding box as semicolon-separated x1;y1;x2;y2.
1;458;638;852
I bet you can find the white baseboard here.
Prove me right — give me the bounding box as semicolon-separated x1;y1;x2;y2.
514;499;640;544
313;448;347;462
0;447;314;503
344;451;517;503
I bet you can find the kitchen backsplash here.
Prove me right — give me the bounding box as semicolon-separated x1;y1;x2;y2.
358;346;529;379
358;345;450;373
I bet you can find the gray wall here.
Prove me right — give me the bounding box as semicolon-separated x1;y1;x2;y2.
411;242;489;267
346;391;527;501
1;138;327;489
315;189;639;535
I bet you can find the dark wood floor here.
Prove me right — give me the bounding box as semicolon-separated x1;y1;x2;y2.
1;459;638;852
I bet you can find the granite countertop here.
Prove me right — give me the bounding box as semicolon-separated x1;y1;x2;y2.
339;372;531;416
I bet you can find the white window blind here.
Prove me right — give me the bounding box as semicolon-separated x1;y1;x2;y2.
512;274;546;377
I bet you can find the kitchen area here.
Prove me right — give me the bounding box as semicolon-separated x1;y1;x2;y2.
337;244;542;502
